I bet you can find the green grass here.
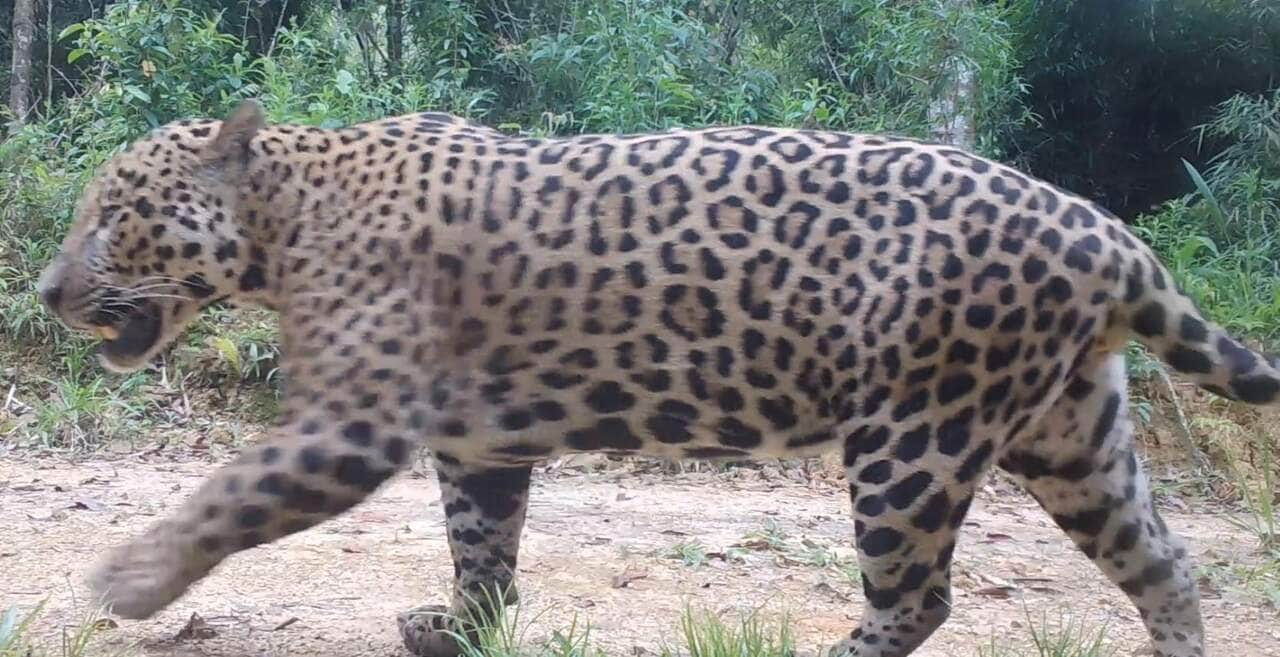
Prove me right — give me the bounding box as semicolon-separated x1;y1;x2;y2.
738;522;861;586
667;540;710;568
436;596;795;657
976;609;1118;657
1222;428;1280;554
0;600;133;657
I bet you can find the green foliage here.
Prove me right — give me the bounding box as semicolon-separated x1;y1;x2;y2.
0;0;1277;459
665;607;794;657
60;0;257;131
1133;90;1280;346
976;609;1117;657
1008;0;1280;215
0;599;133;657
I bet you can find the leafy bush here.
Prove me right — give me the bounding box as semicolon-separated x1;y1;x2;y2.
1133;89;1280;346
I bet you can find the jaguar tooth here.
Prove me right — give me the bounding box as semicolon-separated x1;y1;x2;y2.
95;326;120;341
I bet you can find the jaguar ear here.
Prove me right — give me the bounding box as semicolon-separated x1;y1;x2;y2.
203;99;266;178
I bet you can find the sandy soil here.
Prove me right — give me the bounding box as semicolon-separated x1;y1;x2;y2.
1;452;1277;657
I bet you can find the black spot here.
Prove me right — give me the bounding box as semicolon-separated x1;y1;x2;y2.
1132;302;1166;337
936;408;973;456
532;400;567;421
647;400;698;443
1231;374;1279;404
499;409;534;431
1112;521;1141;552
891;389;929;422
334;454;391;492
936;373;975;405
885;471;933;510
716;417;762;448
584;381;636;413
342;421;375;447
237;504;269;528
299;446;327;473
1166;346;1212;374
965;305;995;329
1053;506;1109;536
1178;314;1208;343
458;467;532;520
911;491;950;532
895;424;930;462
384;436;409;465
134;197;155;219
566;417;643;451
239;264;266;292
859;460;893;484
859;527;904;557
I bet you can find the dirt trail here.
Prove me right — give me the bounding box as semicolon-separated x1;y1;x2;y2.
1;453;1277;657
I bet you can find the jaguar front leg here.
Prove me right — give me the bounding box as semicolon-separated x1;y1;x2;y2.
88;286;434;620
398;458;533;657
88;415;413;618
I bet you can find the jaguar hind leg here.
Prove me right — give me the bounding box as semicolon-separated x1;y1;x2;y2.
398;458;532;657
999;353;1204;657
830;421;993;657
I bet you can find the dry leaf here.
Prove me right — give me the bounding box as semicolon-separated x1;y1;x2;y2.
611;566;649;589
729;538;774;551
812;581;851;602
174;612;217;642
72;497;108;512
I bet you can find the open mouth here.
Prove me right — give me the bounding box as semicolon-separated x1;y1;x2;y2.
94;300;163;363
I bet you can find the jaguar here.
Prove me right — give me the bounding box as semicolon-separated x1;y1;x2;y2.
38;99;1279;657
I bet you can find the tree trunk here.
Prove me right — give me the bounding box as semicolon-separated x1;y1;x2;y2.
386;0;403;79
928;0;977;151
8;0;37;125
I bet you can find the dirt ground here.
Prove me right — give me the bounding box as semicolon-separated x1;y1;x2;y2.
1;451;1277;657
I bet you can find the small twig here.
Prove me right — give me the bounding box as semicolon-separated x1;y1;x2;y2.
813;1;847;92
1156;367;1209;471
264;0;292;60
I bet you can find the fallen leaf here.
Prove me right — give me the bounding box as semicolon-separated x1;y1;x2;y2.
729;538;774;551
273;617;299;631
174;612;217;642
975;586;1016;599
611;566;649;589
72;497;108;512
812;581;851;602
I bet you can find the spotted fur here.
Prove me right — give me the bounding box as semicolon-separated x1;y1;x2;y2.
39;100;1280;657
